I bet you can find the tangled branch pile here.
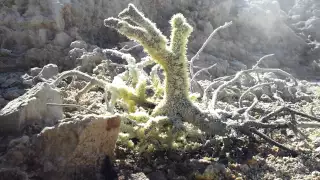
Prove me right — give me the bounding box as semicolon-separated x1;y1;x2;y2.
51;4;320;155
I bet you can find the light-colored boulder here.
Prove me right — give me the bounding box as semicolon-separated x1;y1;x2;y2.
0;83;63;134
33;114;121;179
0;114;121;179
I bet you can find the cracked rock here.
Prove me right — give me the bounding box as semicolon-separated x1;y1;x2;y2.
0;82;63;135
32;114;121;179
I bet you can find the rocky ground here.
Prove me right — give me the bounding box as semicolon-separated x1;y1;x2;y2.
1;0;320;180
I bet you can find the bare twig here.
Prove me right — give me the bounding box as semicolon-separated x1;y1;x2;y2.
252;54;275;69
239;82;273;108
288;112;312;149
108;62;127;68
260;106;320;123
230;102;320;155
119;44;142;52
211;68;298;109
51;70;106;87
52;70;156;110
249;127;299;156
189;21;233;77
190;63;217;95
252;54;274;82
46;103;99;115
75;79;99;101
286;108;320;122
273;91;285;105
243;95;259;121
297;122;320;128
310;106;316;117
203;76;230;106
261;106;286;123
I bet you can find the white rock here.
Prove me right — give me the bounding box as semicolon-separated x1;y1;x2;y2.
53;32;72;47
70;40;88;49
34;114;121;178
30;67;42;77
0;83;63;134
38;64;59;80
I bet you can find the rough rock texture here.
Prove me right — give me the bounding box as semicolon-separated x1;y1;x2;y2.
0;0;319;77
29;114;121;179
0;72;26;107
0;114;121;180
0;82;63;134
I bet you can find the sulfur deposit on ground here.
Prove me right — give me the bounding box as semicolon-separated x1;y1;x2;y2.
0;0;320;180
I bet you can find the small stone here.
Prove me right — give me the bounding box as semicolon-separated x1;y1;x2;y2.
30;67;42;76
22;79;33;86
38;64;59;80
286;130;295;138
53;32;72;47
70;40;88;49
131;172;149;180
260;94;272;102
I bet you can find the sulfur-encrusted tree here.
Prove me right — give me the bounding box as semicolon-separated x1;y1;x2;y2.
103;3;228;135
